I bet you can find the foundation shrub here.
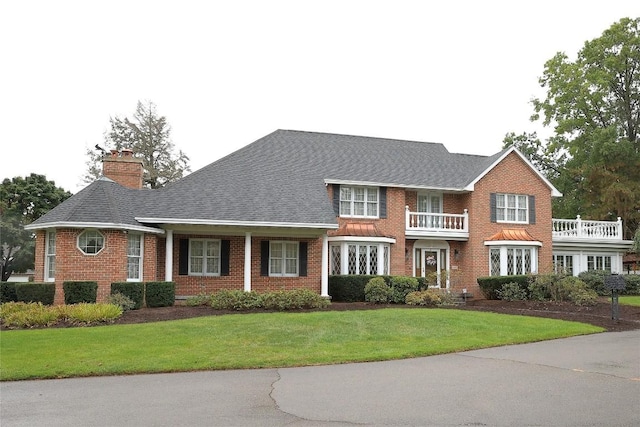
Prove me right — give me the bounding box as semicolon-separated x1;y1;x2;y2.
0;282;18;303
63;281;98;304
497;282;529;301
389;276;419;304
107;292;136;311
59;303;123;324
185;293;212;307
477;275;530;300
111;282;144;309
364;277;391;304
329;275;380;302
260;289;329;310
210;290;262;310
622;275;640;295
15;283;55;305
578;270;609;295
405;290;442;306
145;282;175;308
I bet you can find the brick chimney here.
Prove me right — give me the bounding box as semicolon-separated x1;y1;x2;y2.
102;149;144;189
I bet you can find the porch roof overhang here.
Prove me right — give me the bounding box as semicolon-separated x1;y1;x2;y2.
552;239;634;251
323;179;469;193
135;217;338;230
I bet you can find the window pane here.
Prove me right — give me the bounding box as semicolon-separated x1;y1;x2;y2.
507;195;516;208
367;202;377;217
354;201;365;216
359;245;367;274
517;208;527;222
496;194;505;208
369;246;378;274
524;249;531;273
490;249;501;276
340;201;351;216
330;245;341;275
348;245;357;274
127;258;140;279
127;234;141;256
354;188;365;201
507;208;516;221
191;241;203;257
507;248;514;275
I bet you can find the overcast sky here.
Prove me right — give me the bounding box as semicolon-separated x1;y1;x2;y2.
1;1;637;193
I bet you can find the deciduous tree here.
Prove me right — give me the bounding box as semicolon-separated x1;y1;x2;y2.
0;174;71;281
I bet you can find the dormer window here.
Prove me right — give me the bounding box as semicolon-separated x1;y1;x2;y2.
340;186;378;218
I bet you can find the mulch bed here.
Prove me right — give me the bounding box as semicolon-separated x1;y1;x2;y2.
111;298;640;332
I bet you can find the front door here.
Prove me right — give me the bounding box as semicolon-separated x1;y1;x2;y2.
415;248;447;287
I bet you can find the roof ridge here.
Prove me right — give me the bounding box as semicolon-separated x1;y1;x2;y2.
277;129;446;147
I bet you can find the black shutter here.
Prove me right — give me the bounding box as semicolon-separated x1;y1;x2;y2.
178;239;189;275
260;241;269;276
221;240;230;276
379;187;387;219
299;242;308;277
490;193;497;223
332;184;340;216
528;195;536;224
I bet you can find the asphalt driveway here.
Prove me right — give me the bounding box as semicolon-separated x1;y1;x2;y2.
2;330;639;426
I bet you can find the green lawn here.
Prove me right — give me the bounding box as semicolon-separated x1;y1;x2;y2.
619;295;640;306
0;308;603;381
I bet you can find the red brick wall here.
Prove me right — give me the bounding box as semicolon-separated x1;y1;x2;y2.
32;228;158;304
465;151;553;295
171;234;323;296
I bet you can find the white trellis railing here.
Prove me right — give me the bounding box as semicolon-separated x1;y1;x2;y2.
406;206;469;232
552;216;624;240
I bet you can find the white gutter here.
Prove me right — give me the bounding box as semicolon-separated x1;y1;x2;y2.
24;221;165;235
135;217;339;229
324;179;468;193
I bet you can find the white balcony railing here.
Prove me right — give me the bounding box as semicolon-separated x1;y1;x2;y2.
406;206;469;233
552;216;624;240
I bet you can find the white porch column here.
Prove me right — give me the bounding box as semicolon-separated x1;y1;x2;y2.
244;232;252;292
321;234;329;297
164;229;173;282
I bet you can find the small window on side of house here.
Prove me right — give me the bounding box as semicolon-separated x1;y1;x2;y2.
78;230;105;255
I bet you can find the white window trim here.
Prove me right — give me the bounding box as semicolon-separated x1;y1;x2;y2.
496;193;529;224
417;192;443;213
77;229;105;256
44;230;56;282
188;238;222;276
586;254;612;272
269;241;299;277
486;244;539;276
339;186;379;218
329;241;390;275
126;233;143;282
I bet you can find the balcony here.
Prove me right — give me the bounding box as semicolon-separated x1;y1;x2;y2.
405;206;469;240
552;216;624;241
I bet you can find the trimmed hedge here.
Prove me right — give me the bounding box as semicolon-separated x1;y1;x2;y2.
329;275;379;302
145;281;175;307
0;282;18;303
622;275;640;295
63;281;98;304
15;283;55;305
477;275;530;300
111;282;145;309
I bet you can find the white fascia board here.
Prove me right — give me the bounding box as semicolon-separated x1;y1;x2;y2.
24;221;165;235
324;179;467;193
484;240;542;247
464;147;563;197
135;217;339;230
552;240;633;251
327;236;397;244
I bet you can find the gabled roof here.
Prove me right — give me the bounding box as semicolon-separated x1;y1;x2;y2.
29;130;560;231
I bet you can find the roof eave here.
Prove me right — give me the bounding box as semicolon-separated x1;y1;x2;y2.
24;221;165;235
135;217;339;230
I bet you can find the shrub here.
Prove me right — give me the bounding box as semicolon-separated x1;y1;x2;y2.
497;282;528;301
389;276;419;304
568;287;598;306
15;283;55;305
185;294;211;307
1;302;59;328
260;289;330;310
405;290;441;306
60;303;123;324
622;275;640;295
477;275;530;300
364;277;391;304
329;275;380;302
111;282;144;309
0;282;18;303
210;290;262;310
108;292;136;311
145;282;175;308
578;270;609;295
63;281;98;304
528;274;558;301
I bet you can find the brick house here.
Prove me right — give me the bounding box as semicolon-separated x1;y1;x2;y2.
26;130;633;303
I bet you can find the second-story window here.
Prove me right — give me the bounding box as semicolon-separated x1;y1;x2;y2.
340;186;378;218
496;193;528;223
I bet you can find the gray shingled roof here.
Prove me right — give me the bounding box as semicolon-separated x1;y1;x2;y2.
31;130;506;229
